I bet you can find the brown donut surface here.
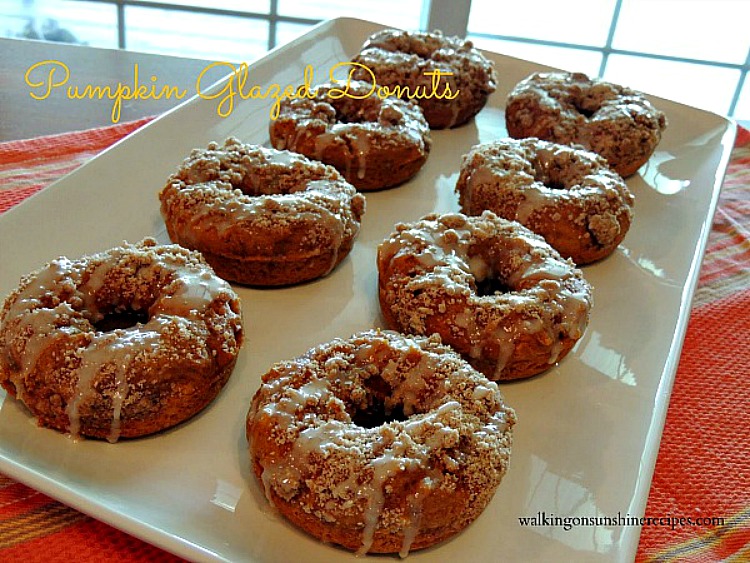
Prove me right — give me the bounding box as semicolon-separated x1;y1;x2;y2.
456;138;634;264
270;80;431;191
505;71;667;177
159;138;366;286
378;212;592;380
246;329;515;555
351;29;497;129
0;239;244;441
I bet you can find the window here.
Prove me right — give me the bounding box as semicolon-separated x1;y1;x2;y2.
2;0;748;120
0;0;425;60
466;0;750;120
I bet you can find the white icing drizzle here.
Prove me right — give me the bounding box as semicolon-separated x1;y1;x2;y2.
357;434;426;556
1;240;240;441
260;457;304;505
492;327;516;379
269;80;430;189
399;476;434;558
9;306;74;402
516;187;553;223
518;256;573;282
108;358;131;443
247;331;517;555
264;148;296;166
288;378;331;409
3;259;75;401
66;327;161;441
397;354;432;415
153;268;230;318
261;466;276;505
313;132;336;162
160;140;364;285
477;410;511;438
351;133;371;180
175;180;349;273
79;258;113;319
378;213;592;379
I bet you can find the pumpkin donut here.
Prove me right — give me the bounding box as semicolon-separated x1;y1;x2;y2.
456;137;634;264
247;329;515;555
505;71;667;177
377;212;592;380
159;138;366;286
270;80;431;191
351;29;497;129
0;239;243;441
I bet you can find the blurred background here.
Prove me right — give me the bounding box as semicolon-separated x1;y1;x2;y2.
2;0;748;121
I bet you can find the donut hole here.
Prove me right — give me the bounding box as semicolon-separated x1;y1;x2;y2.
476;277;512;297
533;173;567;190
543;178;566;190
532;151;574;190
239;167;331;197
573;102;596;118
349;373;408;429
351;398;408;428
93;308;149;332
572;94;601;119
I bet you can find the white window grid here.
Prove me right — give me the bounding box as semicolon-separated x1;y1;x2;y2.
4;0;748;119
465;0;749;118
66;0;470;49
92;0;320;53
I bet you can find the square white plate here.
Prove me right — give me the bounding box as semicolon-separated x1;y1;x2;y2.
0;17;736;563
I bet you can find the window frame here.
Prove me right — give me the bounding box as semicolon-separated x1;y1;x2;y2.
65;0;750;118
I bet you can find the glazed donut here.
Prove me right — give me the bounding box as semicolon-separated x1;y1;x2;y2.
505;71;667;177
456;138;634;264
159;138;366;286
270;80;431;191
377;212;592;381
351;29;497;129
0;239;243;442
246;329;515;555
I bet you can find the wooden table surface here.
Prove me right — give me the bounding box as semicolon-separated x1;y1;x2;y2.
0;37;214;141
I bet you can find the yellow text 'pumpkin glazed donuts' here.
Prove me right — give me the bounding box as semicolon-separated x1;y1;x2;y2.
159;138;366;286
505;71;667;177
270;80;431;191
377;212;592;381
456;138;634;265
246;329;515;556
0;239;244;442
351;28;497;129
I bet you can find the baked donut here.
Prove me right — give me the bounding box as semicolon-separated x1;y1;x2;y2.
377;212;592;380
505;71;667;177
270;80;431;191
246;329;515;555
456;138;634;264
351;29;497;129
0;239;243;442
159;138;366;286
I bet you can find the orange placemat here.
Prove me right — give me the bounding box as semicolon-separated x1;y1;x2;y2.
635;289;750;562
0;121;749;562
636;129;750;563
0;117;184;562
0;116;155;214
